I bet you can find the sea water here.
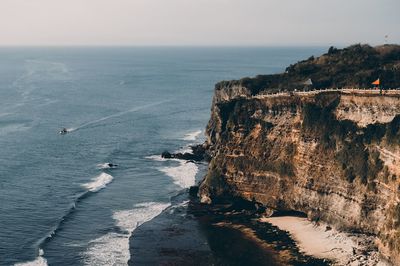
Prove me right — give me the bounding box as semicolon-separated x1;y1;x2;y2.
0;47;326;266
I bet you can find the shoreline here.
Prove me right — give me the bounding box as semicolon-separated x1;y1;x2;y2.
128;188;333;265
262;216;389;266
129;143;394;265
128;191;216;265
129;145;325;265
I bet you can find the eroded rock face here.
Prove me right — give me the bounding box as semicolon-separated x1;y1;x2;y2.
199;89;400;263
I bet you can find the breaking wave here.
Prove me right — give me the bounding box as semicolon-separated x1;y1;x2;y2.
147;130;203;188
183;130;202;141
18;172;114;265
160;160;198;188
96;163;118;170
83;202;170;266
14;249;48;266
82;173;114;192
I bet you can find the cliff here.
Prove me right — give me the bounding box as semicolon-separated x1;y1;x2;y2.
199;45;400;264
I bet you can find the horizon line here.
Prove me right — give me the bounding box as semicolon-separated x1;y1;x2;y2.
0;42;396;48
0;43;391;49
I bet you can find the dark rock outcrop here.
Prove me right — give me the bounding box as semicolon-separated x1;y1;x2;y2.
162;144;210;162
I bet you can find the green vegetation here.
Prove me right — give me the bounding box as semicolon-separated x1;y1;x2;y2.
216;44;400;94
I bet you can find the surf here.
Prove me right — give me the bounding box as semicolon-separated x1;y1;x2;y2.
83;202;170;266
82;173;114;192
159;160;198;188
14;249;48;266
18;172;115;265
183;130;202;141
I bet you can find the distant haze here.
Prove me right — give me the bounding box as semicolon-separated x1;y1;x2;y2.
0;0;399;46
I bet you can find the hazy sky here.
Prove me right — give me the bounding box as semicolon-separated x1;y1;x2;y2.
0;0;399;46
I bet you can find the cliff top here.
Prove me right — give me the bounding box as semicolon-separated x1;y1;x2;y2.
216;44;400;94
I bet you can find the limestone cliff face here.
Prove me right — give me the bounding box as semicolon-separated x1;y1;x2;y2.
199;88;400;263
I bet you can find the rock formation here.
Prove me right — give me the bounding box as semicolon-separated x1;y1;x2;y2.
199;45;400;264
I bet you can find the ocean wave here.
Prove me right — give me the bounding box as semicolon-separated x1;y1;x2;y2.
26;173;114;264
144;155;165;161
83;202;170;266
14;249;48;266
146;139;199;189
96;163;118;170
183;130;202;141
175;146;193;154
160;160;198;188
82;173;114;192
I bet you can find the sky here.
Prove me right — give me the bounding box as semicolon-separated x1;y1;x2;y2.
0;0;399;46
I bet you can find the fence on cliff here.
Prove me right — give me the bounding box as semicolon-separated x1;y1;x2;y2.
254;87;400;99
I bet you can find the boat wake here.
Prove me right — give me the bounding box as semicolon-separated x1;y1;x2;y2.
83;202;170;266
66;100;171;133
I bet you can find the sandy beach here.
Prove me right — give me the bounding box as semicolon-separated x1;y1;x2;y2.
262;216;390;266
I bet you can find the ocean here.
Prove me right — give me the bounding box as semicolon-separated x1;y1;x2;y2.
0;47;326;266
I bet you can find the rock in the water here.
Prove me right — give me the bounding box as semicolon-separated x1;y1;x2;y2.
161;144;209;162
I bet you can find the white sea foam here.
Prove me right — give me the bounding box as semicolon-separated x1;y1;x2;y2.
176;146;193;154
96;163;117;170
160;160;198;188
183;130;202;141
83;202;170;266
82;173;114;192
144;155;165;162
14;249;48;266
146;141;199;189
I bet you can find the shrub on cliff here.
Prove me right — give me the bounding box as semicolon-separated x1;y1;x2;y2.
217;44;400;94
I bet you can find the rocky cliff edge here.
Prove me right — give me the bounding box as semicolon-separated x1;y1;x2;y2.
199;45;400;264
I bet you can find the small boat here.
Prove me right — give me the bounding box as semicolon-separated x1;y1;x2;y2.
59;128;68;135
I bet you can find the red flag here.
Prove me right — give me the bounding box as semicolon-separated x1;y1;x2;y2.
372;78;380;86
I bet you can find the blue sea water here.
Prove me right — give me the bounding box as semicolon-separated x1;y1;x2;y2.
0;47;326;266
